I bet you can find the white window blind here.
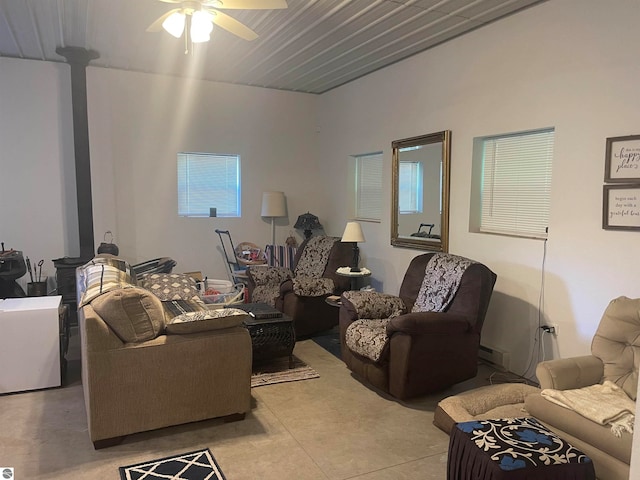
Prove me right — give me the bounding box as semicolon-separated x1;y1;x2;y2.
177;152;241;217
480;129;554;238
399;161;423;214
355;152;383;221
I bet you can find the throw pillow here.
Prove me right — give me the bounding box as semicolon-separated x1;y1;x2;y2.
78;260;137;307
165;308;248;334
139;273;201;301
162;299;206;322
90;287;165;343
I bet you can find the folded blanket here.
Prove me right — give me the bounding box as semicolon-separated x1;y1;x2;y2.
541;380;635;437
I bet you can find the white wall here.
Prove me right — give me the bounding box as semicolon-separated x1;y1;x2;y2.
1;58;321;287
86;67;320;280
316;0;640;378
0;57;76;292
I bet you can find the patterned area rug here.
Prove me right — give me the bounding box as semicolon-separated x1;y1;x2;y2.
251;355;319;387
119;449;225;480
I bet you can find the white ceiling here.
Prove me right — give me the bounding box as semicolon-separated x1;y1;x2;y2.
0;0;546;94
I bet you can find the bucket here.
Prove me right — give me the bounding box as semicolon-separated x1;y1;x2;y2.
27;281;48;297
201;283;245;306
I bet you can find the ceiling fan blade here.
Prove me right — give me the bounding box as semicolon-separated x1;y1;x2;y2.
146;8;181;32
158;0;181;3
210;10;258;41
202;0;287;9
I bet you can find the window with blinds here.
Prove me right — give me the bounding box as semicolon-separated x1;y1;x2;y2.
479;128;554;238
354;152;383;221
399;160;423;214
177;152;241;217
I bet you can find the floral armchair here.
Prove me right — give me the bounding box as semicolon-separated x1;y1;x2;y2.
247;236;352;337
339;252;496;400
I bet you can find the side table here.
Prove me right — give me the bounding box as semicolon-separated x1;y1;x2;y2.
336;266;371;291
231;303;296;368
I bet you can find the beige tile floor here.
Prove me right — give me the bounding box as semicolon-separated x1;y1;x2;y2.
0;332;514;479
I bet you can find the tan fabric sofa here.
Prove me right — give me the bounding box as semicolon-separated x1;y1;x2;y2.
77;257;253;448
525;296;640;480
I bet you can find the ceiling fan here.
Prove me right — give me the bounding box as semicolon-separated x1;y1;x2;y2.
147;0;288;50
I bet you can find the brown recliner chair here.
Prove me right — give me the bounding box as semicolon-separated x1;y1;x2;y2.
247;236;352;337
339;252;496;400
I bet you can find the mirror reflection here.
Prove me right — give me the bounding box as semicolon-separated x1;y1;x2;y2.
391;131;451;252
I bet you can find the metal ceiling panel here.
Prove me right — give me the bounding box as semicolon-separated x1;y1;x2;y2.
0;0;547;94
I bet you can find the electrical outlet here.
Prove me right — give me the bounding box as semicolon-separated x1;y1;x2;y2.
541;324;559;335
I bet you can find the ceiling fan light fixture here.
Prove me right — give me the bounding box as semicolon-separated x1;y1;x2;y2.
191;10;214;43
162;11;186;38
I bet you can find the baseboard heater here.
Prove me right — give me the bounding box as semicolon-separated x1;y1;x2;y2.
479;345;510;371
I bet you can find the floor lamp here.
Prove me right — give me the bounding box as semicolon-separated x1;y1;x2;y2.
261;191;287;246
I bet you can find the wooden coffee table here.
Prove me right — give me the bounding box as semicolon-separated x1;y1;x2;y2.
234;303;296;368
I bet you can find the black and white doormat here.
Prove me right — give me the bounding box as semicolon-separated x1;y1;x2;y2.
119;448;225;480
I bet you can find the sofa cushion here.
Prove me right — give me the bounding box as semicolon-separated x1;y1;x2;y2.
248;265;292;285
139;273;201;302
591;296;640;400
525;393;633;464
345;319;391;362
166;308;248;334
342;291;406;319
90;287;165;343
434;383;540;434
250;284;281;307
292;276;335;297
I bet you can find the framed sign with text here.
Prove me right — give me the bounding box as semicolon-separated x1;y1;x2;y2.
603;184;640;230
604;135;640;182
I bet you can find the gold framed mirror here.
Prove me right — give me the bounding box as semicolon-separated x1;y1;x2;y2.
391;130;451;252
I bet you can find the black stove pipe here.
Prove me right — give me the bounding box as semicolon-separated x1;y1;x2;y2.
56;46;99;260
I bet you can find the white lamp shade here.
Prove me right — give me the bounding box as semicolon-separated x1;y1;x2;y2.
191;11;213;43
261;191;287;217
162;12;186;38
341;222;365;243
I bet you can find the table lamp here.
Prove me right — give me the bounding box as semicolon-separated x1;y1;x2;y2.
341;221;365;272
261;191;287;246
294;212;323;240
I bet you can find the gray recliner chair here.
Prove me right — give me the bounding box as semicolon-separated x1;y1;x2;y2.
525;296;640;480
